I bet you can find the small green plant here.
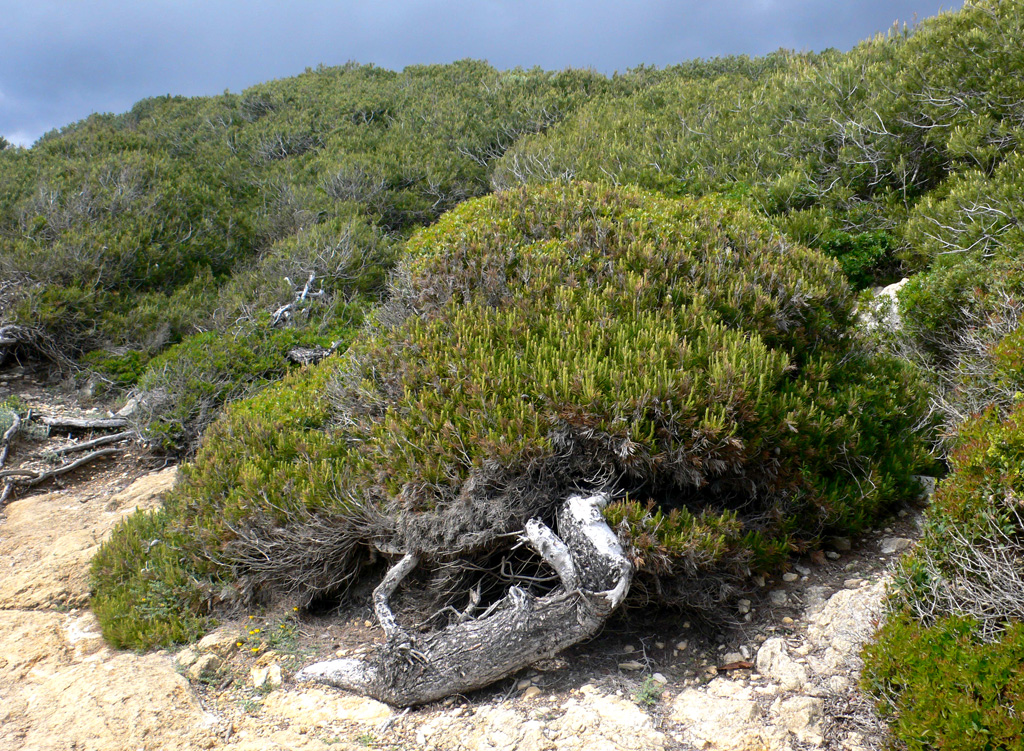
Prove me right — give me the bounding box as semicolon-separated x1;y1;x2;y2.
633;675;664;707
240;696;263;714
354;732;377;747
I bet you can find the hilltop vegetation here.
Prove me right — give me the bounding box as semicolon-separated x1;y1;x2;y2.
2;0;1023;732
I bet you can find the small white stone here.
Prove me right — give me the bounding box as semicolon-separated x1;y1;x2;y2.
769;590;788;606
783;572;799;582
652;673;668;685
737;599;752;614
825;551;841;560
676;640;688;652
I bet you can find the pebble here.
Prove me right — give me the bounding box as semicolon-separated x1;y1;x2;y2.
793;564;811;576
782;572;799;582
517;678;533;690
781;617;795;626
623;645;635;653
652;673;668;685
844;578;864;588
521;686;542;700
619;661;644;671
655;642;665;650
825;551;841;560
769;590;788;606
737;599;751;615
675;640;688;652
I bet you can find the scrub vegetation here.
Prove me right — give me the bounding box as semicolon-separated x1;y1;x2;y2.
1;0;1021;730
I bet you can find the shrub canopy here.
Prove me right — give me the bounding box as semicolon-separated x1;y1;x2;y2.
93;182;930;648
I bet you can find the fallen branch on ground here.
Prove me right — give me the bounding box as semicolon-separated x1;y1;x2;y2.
0;447;122;507
40;416;129;431
44;431;134;459
0;412;21;469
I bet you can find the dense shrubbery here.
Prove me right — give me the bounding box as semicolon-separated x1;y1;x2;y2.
864;395;1024;749
11;0;1024;727
92;183;930;648
0;62;621;449
864;615;1024;751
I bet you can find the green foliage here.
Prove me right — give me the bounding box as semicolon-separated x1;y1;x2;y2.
864;390;1024;747
819;230;900;290
863;614;1024;751
79;350;151;391
89;508;212;649
633;675;665;707
94;183;930;648
133;324;358;454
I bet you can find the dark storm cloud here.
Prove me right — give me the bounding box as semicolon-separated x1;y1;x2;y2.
1;0;963;147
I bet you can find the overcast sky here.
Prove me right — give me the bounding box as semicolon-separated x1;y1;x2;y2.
1;0;963;148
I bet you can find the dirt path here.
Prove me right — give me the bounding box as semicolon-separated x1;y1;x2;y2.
0;366;923;750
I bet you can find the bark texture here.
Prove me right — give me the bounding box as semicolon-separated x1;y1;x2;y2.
295;492;632;706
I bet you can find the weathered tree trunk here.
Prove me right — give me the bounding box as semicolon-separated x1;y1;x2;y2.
295;492;632;706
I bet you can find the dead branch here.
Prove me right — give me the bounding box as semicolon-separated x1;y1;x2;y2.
40;416;129;431
0;412;21;469
0;447;121;496
44;431;134;458
295;492;633;706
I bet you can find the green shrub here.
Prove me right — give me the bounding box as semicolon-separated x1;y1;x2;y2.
132;324;358;454
819;230;900;290
863;614;1024;751
79;350;151;392
864;395;1024;747
95;182;930;648
90;508;213;649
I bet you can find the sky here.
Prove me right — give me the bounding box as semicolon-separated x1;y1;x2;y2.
1;0;964;148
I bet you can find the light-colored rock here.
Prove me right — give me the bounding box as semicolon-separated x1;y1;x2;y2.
0;648;214;750
672;679;782;750
0;468;177;610
737;598;751;614
521;685;543;700
769;589;788;606
251;663;282;690
197;625;241;657
773;695;824;745
879;537;913;554
806;579;887;676
423;686;665;751
618;660;644;670
187;653;222;681
262;687;392;727
782;572;799;582
175;646;200;670
861;277;909;331
756;638;809;691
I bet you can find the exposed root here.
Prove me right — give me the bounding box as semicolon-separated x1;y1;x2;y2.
295;492;633;706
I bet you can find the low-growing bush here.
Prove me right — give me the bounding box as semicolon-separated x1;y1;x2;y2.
130;323;359;454
863;614;1024;751
95;182;931;648
90;508;213;648
864;392;1024;747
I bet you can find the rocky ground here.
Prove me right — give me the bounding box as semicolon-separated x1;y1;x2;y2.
0;364;926;751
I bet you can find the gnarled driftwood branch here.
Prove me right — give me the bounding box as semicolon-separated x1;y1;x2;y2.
295;492;632;706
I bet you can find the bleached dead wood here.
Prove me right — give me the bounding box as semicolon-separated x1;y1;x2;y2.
295;492;632;706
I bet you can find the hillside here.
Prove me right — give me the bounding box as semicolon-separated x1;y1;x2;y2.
3;0;1024;744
